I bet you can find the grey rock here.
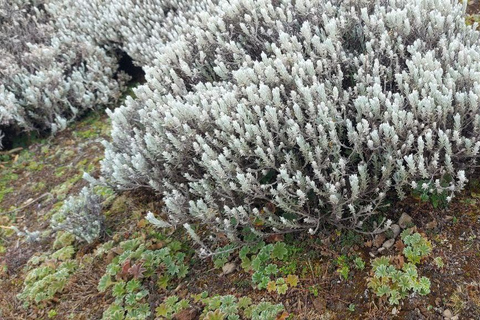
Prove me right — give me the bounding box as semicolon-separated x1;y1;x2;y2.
390;224;401;238
222;262;236;275
443;309;453;319
398;213;413;228
383;238;395;250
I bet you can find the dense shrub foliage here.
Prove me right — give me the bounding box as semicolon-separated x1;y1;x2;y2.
47;0;216;66
3;0;480;241
51;187;104;243
101;0;480;240
0;0;125;148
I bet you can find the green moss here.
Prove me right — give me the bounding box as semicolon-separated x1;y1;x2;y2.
32;182;46;192
16;150;34;164
55;167;67;177
67;174;82;185
52;183;73;201
1;172;18;184
44;201;64;220
72;111;111;138
0;187;14;203
85;163;96;173
466;14;480;28
59;150;75;162
27;161;44;171
76;159;88;168
107;195;129;216
73;126;103;139
0;170;20;206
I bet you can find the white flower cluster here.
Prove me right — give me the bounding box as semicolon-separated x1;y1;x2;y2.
0;0;125;147
51;187;104;243
101;0;480;237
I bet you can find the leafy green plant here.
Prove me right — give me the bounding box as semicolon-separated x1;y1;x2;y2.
247;302;286;320
238;242;297;294
401;230;432;264
339;230;364;248
354;257;365;270
156;292;285;320
200;294;284;320
212;243;237;269
367;231;432;305
413;180;449;209
52;231;75;250
308;285;320;297
434;257;445;269
336;255;350;280
18;247;77;306
48;309;58;318
156;296;190;319
99;237;189;320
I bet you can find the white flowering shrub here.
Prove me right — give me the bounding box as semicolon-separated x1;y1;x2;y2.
101;0;480;239
51;187;104;243
0;0;125;148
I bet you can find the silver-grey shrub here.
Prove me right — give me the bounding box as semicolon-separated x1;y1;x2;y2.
0;0;125;147
101;0;479;239
46;0;217;66
51;187;104;244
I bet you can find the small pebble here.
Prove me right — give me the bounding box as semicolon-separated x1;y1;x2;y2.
222;262;236;275
398;213;413;228
443;309;453;319
426;220;438;229
383;238;395;250
373;234;386;247
390;224;401;238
